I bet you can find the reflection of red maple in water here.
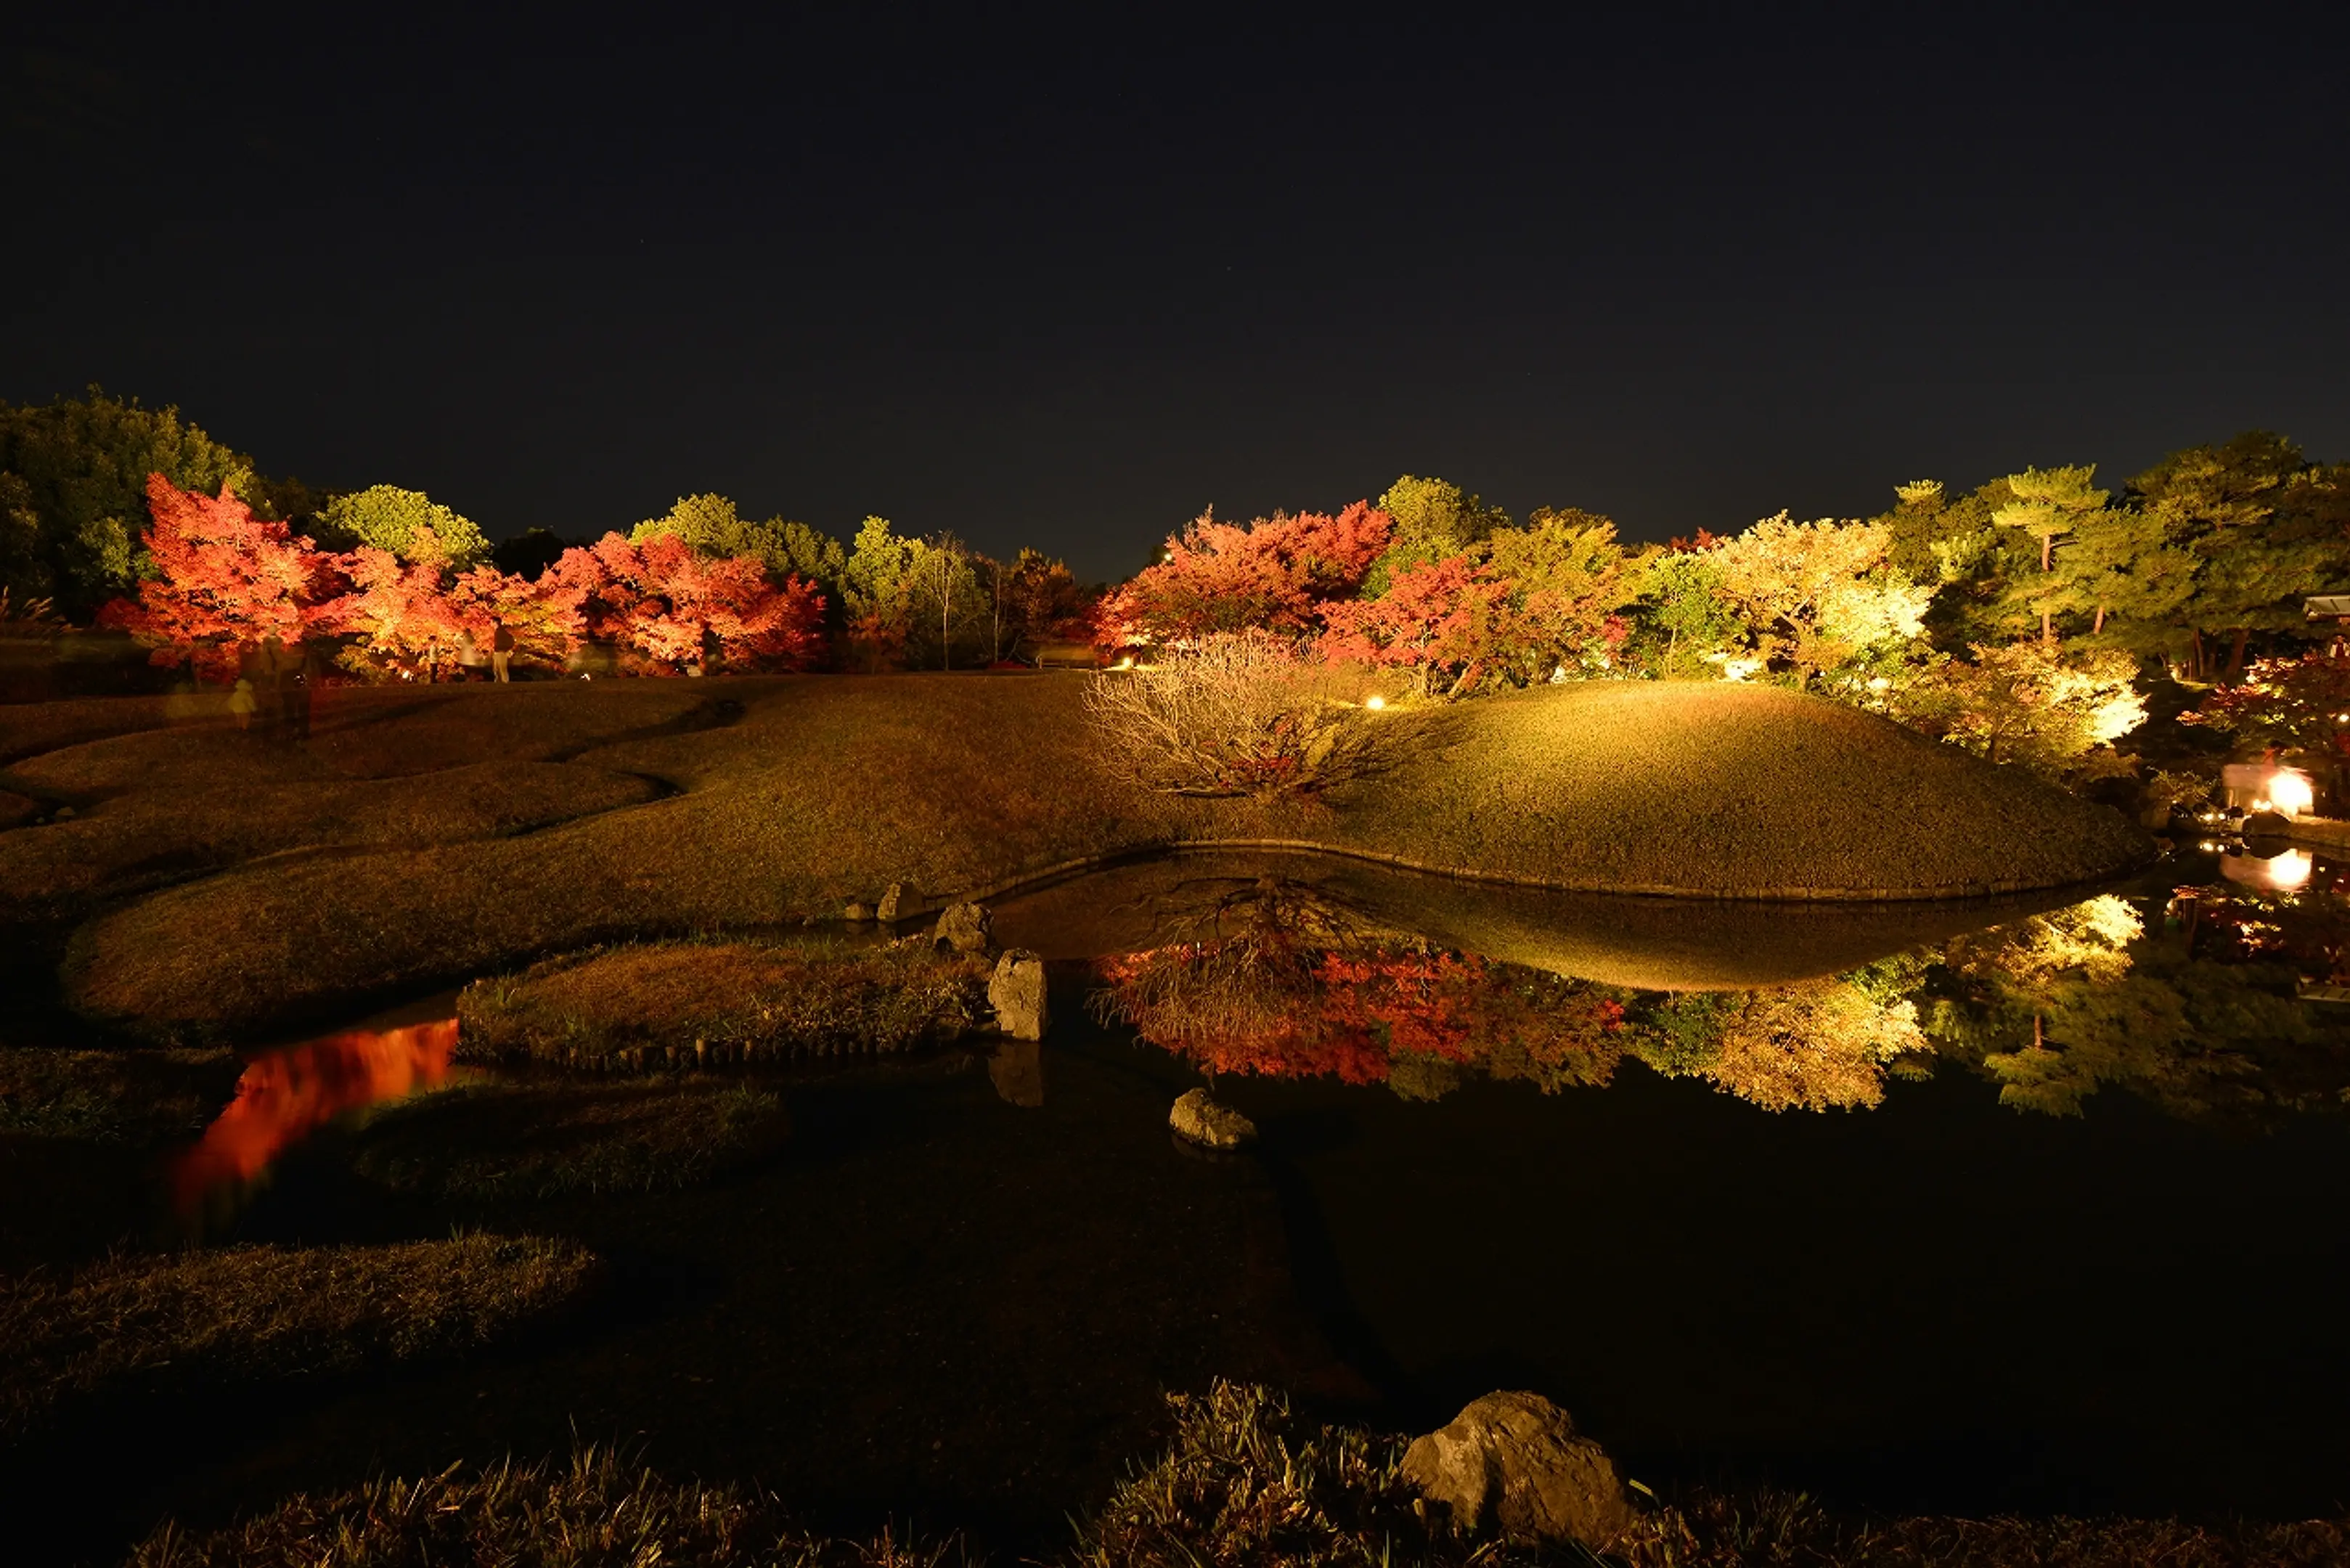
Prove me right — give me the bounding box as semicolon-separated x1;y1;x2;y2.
171;1019;459;1211
1096;945;1625;1089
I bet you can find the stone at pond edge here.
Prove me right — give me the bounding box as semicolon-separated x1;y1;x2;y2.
1169;1087;1254;1151
987;949;1049;1041
877;882;929;923
844;901;876;922
934;901;994;956
1400;1390;1633;1550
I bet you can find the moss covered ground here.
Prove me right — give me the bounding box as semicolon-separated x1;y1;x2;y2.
0;674;2147;1040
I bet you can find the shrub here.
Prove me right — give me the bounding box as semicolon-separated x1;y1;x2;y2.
1082;634;1389;798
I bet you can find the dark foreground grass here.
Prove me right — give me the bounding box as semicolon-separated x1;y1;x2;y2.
128;1444;962;1568
454;939;992;1071
124;1382;2350;1568
0;1234;600;1445
349;1079;792;1197
40;677;2147;1040
0;1047;240;1143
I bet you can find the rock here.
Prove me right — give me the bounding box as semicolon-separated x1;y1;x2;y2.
52;804;76;820
987;949;1050;1041
844;901;876;922
1400;1391;1632;1549
934;901;994;955
1169;1087;1254;1150
2243;810;2293;839
876;882;918;923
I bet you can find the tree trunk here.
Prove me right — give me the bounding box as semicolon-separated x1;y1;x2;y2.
2227;626;2250;680
2092;605;2106;635
2040;608;2053;645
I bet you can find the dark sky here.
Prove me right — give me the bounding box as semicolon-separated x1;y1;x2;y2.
8;6;2348;581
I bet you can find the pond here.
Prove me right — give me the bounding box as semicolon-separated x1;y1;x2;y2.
107;845;2350;1551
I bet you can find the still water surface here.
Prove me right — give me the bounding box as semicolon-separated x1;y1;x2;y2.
146;846;2350;1543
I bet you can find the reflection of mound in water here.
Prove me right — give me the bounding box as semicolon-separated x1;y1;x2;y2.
997;851;2100;990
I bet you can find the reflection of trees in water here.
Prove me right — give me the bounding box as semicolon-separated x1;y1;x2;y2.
1641;977;1930;1111
1921;889;2340;1121
1090;873;2350;1122
1090;876;1625;1093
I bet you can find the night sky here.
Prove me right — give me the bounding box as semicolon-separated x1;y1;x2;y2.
9;7;2347;582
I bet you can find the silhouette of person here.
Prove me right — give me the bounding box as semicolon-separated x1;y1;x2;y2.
229;677;258;732
491;621;514;682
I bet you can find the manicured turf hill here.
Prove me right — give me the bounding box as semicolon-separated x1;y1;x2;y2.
0;675;2147;1039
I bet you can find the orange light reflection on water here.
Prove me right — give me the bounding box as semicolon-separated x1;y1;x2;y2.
171;1018;459;1212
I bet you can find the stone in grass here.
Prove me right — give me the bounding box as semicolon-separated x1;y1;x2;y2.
1169;1087;1254;1151
933;901;993;956
1400;1390;1633;1550
987;948;1049;1040
844;901;876;922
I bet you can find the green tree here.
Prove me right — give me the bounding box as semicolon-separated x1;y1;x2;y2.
1623;548;1739;677
903;532;987;669
317;485;490;571
2128;433;2350;681
1362;475;1508;598
843;515;918;668
1991;465;2112;645
629;494;845;596
0;388;261;617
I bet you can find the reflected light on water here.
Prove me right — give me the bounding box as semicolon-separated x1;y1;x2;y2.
2222;847;2314;894
171;1018;460;1212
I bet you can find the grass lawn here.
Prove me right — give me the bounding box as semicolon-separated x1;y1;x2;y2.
0;675;2147;1040
0;1234;600;1445
0;1047;241;1143
348;1079;793;1197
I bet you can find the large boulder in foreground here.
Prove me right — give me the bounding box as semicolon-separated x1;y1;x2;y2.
1400;1390;1632;1548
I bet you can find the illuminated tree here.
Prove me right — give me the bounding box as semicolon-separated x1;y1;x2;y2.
1991;465;2111;644
97;475;336;681
1890;639;2146;778
2182;650;2350;758
1707;515;1931;685
631;494;846;599
993;547;1098;662
309;546;472;679
1623;548;1741;679
317;485;490;571
1103;503;1392;645
542;533;823;673
1361;475;1508;597
842;515;918;669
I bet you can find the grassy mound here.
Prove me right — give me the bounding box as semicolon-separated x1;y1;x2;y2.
1312;682;2151;898
454;939;991;1070
0;1234;599;1444
0;1048;240;1143
126;1387;2349;1568
32;677;2145;1038
0;759;661;920
349;1080;791;1197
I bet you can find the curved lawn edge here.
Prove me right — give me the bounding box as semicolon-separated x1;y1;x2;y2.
941;835;2163;910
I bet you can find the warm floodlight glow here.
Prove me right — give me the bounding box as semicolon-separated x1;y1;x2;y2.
2271;771;2316;818
1718;657;1763;682
1866;677;1891;692
1365;694;1386;711
1116;656;1135;670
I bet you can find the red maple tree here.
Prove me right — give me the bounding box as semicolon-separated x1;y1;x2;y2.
543;533;825;673
309;546;473;679
98;474;339;681
1103;502;1392;645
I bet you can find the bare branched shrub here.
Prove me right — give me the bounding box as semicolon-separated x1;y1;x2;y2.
1082;634;1386;797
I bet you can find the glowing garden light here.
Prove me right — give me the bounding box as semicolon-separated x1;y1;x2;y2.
1364;695;1386;711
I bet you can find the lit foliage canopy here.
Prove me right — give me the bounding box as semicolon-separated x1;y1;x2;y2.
99;475;334;681
543;532;825;674
1105;503;1393;644
317;485;490;571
